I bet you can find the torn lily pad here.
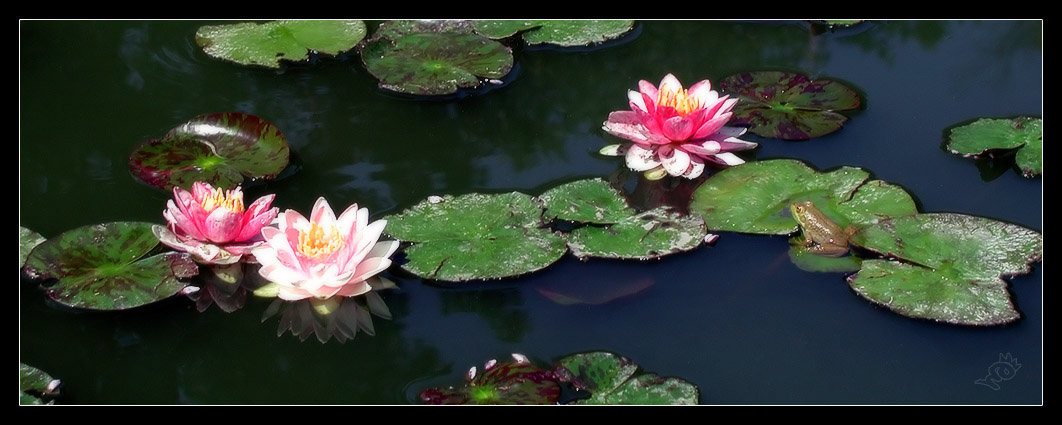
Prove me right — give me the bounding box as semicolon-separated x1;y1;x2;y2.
946;116;1042;177
848;213;1043;325
552;351;699;405
472;20;636;47
22;222;199;310
128;113;291;192
195;20;367;68
420;354;560;405
384;192;566;281
720;71;861;140
690;159;917;235
20;226;46;268
541;178;707;260
20;363;61;405
358;20;513;96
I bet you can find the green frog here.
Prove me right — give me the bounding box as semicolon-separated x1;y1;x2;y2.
789;201;857;257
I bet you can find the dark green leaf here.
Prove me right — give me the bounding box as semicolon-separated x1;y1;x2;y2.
20;363;60;405
947;116;1042;177
566;208;707;260
788;237;863;273
690;159;916;235
195;20;367;68
128;112;290;192
539;178;632;223
359;20;513;96
22;222;198;310
474;20;636;46
553;352;699;405
721;71;861;140
20;226;46;268
384;193;566;281
848;213;1042;325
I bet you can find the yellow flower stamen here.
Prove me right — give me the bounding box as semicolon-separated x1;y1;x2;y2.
298;222;344;259
201;187;245;213
657;82;701;117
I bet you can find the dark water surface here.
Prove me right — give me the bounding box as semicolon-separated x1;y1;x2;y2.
19;20;1042;404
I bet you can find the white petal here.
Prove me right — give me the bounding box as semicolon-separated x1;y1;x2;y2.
713;152;746;166
624;144;661;171
627;90;647;112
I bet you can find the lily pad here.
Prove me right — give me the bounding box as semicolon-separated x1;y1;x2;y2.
20;363;60;405
195;20;367;68
22;222;199;310
20;226;46;268
552;352;698;405
128;113;291;192
567;208;707;260
358;20;513;96
946;117;1042;177
539;178;632;223
473;20;636;47
720;71;861;140
690;159;917;235
384;192;567;281
848;213;1043;325
420;355;560;405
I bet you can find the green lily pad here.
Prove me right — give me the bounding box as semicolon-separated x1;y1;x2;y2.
128;112;291;192
20;363;60;405
540;179;707;260
358;20;513;96
384;192;567;281
473;20;636;47
946;117;1042;177
690;159;917;235
419;355;561;405
22;222;199;310
539;178;632;223
720;71;861;140
848;213;1043;325
553;352;699;405
195;20;367;68
20;226;46;268
567;208;707;260
788;237;863;273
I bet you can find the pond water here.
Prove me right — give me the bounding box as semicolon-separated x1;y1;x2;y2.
19;20;1042;405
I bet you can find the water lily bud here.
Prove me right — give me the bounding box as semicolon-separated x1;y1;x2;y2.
511;353;529;364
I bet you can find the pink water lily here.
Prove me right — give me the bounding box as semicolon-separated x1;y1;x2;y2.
153;181;278;265
251;197;399;302
601;73;757;179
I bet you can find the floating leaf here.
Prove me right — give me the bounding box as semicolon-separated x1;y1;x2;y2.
420;355;560;405
720;71;861;140
20;363;60;405
473;20;636;47
553;352;698;405
384;192;566;281
358;20;513;96
539;178;632;223
946;116;1042;177
567;208;707;260
128;112;290;192
20;226;46;268
195;20;367;68
690;159;916;235
22;222;198;310
848;213;1042;325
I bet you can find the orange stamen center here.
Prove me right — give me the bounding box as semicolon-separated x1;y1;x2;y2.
201;187;245;213
298;222;344;259
657;83;700;116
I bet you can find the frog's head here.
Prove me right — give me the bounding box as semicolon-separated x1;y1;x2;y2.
790;200;815;219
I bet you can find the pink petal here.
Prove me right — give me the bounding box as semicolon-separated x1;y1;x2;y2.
687;80;715;105
683;141;722;157
627;90;647;112
235;206;278;242
637;79;659;101
661;115;697;141
710;152;746;166
333;280;372;298
691;113;733;140
310;197;337;228
603;119;652;144
202;208;242;243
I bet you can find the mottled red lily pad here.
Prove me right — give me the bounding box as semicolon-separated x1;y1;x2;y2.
419;354;560;405
22;222;199;310
720;71;861;140
128;112;290;192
